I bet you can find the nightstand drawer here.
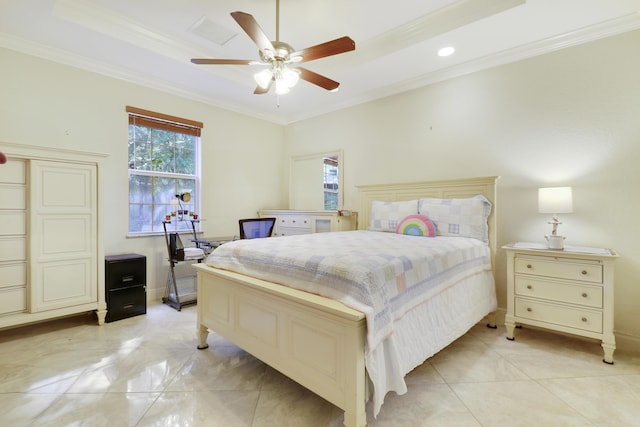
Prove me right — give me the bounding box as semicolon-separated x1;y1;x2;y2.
515;298;602;333
515;277;603;308
515;256;602;283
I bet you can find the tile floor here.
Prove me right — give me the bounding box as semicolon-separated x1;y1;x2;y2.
1;303;640;427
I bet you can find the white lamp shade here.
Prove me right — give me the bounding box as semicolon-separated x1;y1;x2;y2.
538;187;573;214
282;67;300;87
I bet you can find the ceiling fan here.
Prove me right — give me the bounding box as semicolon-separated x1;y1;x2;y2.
191;0;355;95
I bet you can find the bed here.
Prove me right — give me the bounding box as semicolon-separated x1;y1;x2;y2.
193;176;498;427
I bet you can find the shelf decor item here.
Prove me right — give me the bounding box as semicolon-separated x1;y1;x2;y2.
538;186;573;250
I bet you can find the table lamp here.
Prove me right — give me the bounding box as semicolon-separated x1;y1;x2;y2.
538;186;573;250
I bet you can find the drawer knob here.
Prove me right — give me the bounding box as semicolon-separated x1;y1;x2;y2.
527;285;533;290
526;307;532;312
527;264;532;269
581;270;588;275
581;317;588;322
582;293;588;298
292;220;296;223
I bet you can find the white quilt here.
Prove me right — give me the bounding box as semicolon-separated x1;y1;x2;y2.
206;230;495;414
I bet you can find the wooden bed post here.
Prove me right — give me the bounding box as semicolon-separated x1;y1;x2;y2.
343;317;367;427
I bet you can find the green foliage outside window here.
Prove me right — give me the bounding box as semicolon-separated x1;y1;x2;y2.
128;124;199;233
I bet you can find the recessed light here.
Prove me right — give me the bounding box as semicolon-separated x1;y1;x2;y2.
438;46;455;57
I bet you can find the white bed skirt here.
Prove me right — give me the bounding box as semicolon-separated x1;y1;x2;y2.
366;269;497;415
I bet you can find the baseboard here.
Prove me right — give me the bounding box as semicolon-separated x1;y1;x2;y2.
615;331;640;353
147;286;164;302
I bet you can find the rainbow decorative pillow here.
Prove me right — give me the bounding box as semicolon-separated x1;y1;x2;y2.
395;214;437;237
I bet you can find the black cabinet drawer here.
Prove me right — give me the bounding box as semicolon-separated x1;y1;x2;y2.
105;254;146;291
106;286;146;322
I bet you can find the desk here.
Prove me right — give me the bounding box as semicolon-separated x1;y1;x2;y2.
190;236;236;254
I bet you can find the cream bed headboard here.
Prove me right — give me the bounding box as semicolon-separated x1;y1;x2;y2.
357;176;499;273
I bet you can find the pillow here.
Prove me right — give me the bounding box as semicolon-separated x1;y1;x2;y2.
418;195;492;242
395;214;437;237
369;199;419;232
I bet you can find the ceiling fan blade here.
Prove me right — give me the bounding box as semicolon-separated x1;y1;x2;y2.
298;67;340;91
254;79;273;95
191;58;254;65
292;36;355;63
231;11;275;54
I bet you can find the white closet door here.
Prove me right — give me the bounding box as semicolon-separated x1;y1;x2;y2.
29;160;97;312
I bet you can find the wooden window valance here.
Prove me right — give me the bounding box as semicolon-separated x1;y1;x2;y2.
126;106;203;137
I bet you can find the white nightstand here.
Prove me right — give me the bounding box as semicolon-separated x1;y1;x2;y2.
503;243;618;364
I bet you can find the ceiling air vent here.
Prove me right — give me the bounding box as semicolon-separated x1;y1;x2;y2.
189;16;237;46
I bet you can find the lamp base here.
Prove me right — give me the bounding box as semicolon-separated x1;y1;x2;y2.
545;234;566;250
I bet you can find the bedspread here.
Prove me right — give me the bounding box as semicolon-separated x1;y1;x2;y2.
206;230;494;413
208;230;490;350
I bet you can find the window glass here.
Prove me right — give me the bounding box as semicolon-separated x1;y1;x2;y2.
323;156;339;210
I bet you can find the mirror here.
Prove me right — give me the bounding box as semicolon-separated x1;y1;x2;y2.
290;150;343;211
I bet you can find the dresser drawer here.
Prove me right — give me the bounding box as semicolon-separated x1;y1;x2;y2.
515;256;602;283
278;215;312;229
0;286;27;315
0;212;26;236
515;277;602;308
0;236;26;262
0;186;26;210
278;226;311;237
0;158;26;184
515;298;602;333
0;262;26;289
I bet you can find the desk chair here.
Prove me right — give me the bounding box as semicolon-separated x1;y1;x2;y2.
239;218;276;239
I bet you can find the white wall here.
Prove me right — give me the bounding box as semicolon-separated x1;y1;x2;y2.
285;30;640;349
0;47;286;299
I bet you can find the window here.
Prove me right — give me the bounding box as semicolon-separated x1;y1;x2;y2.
323;156;339;210
126;106;203;234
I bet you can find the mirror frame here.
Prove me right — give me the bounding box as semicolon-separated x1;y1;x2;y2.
289;149;343;211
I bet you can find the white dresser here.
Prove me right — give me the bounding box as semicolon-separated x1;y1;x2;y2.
504;243;617;363
258;210;357;236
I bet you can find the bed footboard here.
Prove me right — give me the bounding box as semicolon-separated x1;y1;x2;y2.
194;264;368;427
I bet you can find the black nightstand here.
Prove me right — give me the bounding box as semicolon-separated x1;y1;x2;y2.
105;254;146;322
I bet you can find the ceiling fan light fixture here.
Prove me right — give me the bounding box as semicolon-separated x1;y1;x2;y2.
282;67;300;87
254;68;274;89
